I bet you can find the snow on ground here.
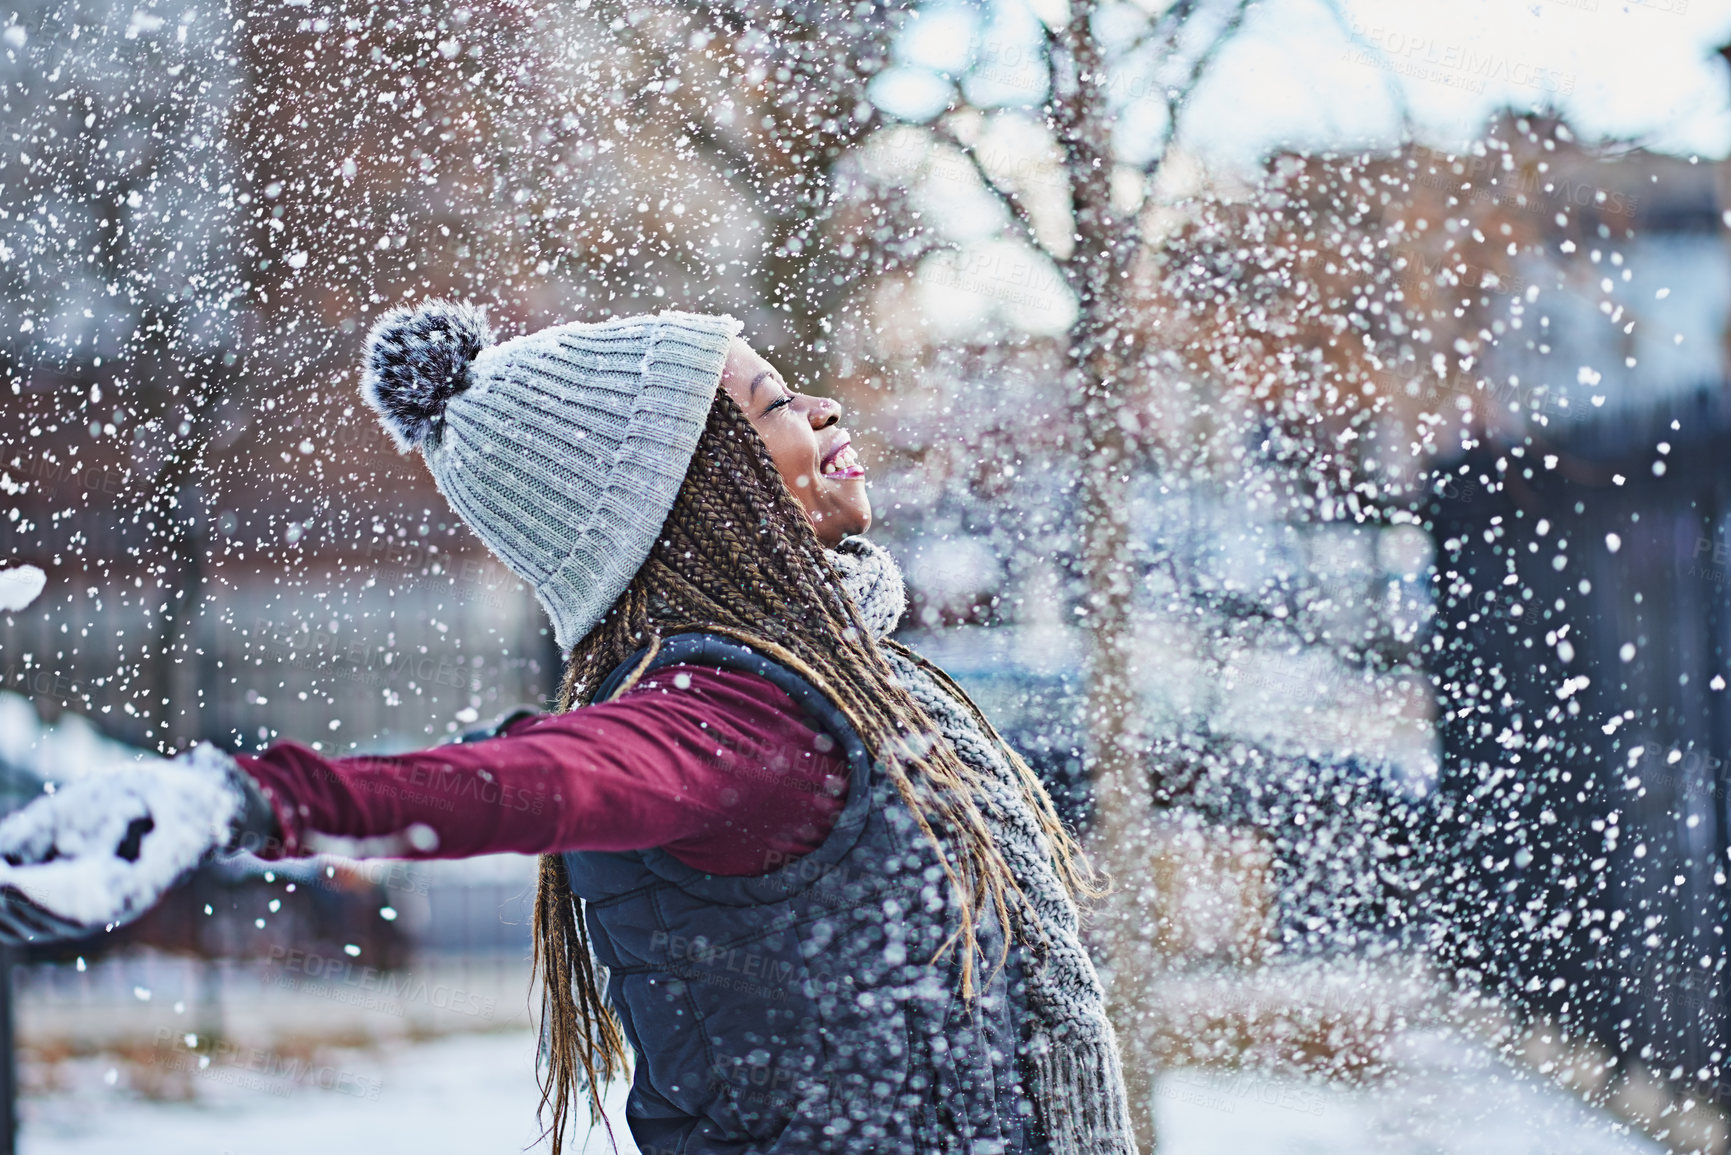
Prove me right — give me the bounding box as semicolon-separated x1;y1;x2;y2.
20;1024;1660;1155
21;1029;628;1155
1155;1029;1662;1155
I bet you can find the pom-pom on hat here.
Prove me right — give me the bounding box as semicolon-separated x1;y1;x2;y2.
361;301;742;653
362;301;494;452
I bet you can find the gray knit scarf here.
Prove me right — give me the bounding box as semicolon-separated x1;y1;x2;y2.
825;536;1140;1155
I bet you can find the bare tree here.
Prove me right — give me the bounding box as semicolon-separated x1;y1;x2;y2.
895;4;1257;1144
494;0;915;391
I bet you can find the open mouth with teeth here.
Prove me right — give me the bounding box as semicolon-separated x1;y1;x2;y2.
820;440;865;480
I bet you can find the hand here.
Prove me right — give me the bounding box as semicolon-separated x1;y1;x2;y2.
0;745;265;945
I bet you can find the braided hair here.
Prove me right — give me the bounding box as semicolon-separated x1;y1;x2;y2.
532;387;1096;1153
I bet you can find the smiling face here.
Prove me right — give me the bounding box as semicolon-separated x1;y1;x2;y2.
718;338;871;547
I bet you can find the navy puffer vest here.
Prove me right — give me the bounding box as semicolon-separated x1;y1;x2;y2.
563;633;1039;1155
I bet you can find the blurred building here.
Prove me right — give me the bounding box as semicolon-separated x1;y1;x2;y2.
1428;143;1731;1108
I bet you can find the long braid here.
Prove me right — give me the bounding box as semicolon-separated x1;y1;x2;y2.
533;389;1096;1153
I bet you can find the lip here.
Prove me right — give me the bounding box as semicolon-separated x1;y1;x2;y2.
819;437;865;480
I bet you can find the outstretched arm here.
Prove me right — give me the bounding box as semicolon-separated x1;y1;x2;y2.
0;664;847;944
238;663;847;867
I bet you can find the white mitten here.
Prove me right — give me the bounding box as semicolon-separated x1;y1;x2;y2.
0;745;267;943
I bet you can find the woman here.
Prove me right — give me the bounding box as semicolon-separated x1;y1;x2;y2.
0;303;1137;1154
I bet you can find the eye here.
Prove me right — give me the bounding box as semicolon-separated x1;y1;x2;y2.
765;394;793;414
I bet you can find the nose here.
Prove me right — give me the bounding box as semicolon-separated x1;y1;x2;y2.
806;396;841;430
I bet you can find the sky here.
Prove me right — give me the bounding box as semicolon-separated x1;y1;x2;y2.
879;0;1731;170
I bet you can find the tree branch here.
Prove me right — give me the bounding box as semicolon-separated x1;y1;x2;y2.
1167;0;1251;123
928;118;1056;263
1122;0;1202;63
1143;0;1253;182
1317;0;1413;135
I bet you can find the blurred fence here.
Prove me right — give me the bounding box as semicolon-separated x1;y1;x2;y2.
0;565;555;753
0;561;552;1117
7;848;540;1115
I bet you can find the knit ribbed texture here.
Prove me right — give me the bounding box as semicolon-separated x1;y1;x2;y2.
415;311;741;653
827;537;1142;1155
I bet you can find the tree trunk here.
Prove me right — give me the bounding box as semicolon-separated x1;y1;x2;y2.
1075;318;1159;1155
149;480;204;753
1054;12;1159;1150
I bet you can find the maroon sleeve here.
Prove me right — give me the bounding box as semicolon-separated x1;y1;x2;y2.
234;665;850;876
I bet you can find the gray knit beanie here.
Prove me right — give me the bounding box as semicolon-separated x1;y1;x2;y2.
359;301;742;653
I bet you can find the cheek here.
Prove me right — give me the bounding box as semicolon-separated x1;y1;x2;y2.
761;428;817;492
780;451;817;491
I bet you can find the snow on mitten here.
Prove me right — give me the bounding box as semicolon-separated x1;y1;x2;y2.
0;745;273;944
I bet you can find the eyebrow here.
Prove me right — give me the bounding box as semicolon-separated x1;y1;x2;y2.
748;370;775;398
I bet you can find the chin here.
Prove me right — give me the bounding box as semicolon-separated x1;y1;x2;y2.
839;503;872;538
813;486;871;538
813;509;870;547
